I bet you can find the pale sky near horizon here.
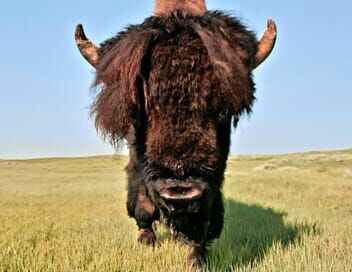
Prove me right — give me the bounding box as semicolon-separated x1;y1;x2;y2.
0;1;351;159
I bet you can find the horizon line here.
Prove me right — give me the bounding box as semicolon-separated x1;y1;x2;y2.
1;147;351;161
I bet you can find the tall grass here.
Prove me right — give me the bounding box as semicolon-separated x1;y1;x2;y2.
0;150;351;271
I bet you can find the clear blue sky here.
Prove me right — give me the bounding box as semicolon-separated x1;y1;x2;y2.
0;1;351;159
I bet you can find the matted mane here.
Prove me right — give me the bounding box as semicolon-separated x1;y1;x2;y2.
92;11;258;145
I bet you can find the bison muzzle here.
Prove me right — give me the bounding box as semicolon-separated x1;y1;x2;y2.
75;0;277;266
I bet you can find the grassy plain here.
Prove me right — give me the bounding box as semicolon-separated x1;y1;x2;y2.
0;150;351;271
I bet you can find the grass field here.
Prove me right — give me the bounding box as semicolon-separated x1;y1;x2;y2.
1;150;352;271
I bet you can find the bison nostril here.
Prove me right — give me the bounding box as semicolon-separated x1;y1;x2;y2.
174;187;190;194
160;186;202;201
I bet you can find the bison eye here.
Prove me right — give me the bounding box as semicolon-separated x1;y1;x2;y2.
217;106;231;122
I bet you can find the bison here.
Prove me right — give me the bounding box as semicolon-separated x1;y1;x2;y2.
75;0;277;266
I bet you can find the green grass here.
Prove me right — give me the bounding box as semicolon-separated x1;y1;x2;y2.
1;150;351;271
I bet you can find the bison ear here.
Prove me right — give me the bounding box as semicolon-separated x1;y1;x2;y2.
91;30;154;146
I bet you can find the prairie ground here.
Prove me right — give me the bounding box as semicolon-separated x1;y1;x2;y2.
0;150;351;271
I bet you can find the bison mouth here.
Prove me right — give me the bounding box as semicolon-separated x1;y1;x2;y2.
152;178;208;214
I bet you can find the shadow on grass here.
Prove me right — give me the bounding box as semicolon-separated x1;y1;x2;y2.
206;199;312;271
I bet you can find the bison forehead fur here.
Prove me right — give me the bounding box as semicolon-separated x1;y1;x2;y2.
87;11;260;265
92;12;256;146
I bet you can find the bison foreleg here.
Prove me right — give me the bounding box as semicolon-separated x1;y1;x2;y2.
137;227;156;246
187;243;206;267
187;192;224;266
134;189;159;246
126;160;159;246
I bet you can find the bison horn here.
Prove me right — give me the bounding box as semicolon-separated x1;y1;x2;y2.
253;19;277;69
75;24;100;67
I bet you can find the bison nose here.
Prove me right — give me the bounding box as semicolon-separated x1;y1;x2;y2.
159;185;203;201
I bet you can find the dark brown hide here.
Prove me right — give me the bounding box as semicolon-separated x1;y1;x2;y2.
93;12;256;146
91;11;258;265
92;29;154;145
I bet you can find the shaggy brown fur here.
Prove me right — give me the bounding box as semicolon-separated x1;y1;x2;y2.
91;11;258;266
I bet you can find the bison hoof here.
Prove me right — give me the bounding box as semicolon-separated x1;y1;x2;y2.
137;228;156;246
186;246;205;267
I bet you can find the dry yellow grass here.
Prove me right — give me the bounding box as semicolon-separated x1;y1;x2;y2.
0;150;351;271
